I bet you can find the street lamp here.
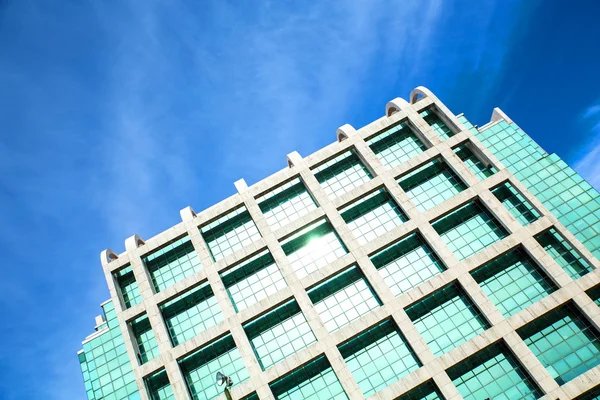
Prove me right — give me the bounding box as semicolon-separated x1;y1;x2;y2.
216;372;233;400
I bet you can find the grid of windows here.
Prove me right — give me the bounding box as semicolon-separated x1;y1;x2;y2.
397;380;444;400
518;303;600;385
130;315;159;365
244;300;317;370
200;207;261;262
160;281;223;346
492;182;540;225
269;355;348;400
338;319;421;397
433;200;508;261
398;158;467;212
179;334;249;400
471;247;557;318
367;121;428;168
308;266;381;332
371;233;446;296
79;301;140;400
447;342;543;400
143;236;202;293
421;109;454;140
257;177;318;231
574;385;600;400
312;150;373;199
454;144;496;180
221;250;287;312
339;189;408;245
406;283;490;357
281;219;347;279
145;370;174;400
535;228;593;280
115;265;142;309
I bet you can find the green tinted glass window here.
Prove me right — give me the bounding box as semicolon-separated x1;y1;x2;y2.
447;342;543;400
454;144;496;180
535;228;592;279
491;182;540;225
281;219;347;279
200;207;261;262
180;335;249;400
471;247;556;317
115;265;142;309
371;233;445;296
160;281;223;346
368;121;428;168
420;109;454;140
270;355;348;400
244;300;317;370
518;303;600;385
145;370;174;400
338;319;421;397
396;380;444;400
313;150;372;199
78;301;140;400
221;250;287;312
340;189;408;245
257;177;318;231
406;283;490;357
574;385;600;400
433;201;508;261
398;158;467;212
587;284;600;307
143;236;202;292
308;266;381;332
130;315;159;364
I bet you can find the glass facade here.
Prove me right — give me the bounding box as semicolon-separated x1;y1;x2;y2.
518;303;600;385
471;247;557;317
398;158;467;212
421;108;454;140
368;121;428;168
143;236;202;293
281;219;347;279
269;355;348;400
371;233;445;296
447;342;543;400
535;228;592;279
433;200;508;261
160;281;224;346
339;188;408;245
308;266;381;332
81;96;600;400
179;334;249;400
313;149;372;199
338;319;421;397
406;283;490;357
244;300;317;370
200;207;261;261
257;177;318;231
114;265;141;309
221;250;287;312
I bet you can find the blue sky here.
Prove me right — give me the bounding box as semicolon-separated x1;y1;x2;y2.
1;1;599;399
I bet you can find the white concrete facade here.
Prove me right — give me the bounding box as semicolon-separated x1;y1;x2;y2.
94;87;600;400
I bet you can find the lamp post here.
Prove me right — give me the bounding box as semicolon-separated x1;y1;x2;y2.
216;372;233;400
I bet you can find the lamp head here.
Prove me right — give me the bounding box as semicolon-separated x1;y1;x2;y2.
216;372;232;388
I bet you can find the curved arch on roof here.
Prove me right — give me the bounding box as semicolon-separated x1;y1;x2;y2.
336;124;356;142
125;234;145;252
385;97;410;117
410;86;435;104
100;249;118;267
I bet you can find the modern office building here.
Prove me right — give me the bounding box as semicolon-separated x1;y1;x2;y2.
78;87;600;400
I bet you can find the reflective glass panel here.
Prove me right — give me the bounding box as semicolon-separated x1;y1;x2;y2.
115;265;141;309
143;236;202;292
221;250;287;312
130;315;159;364
340;189;407;245
406;283;490;357
492;182;540;225
312;150;372;199
308;266;381;332
244;300;317;370
145;370;174;400
200;207;261;262
396;380;444;400
420;109;454;140
454;144;496;180
433;201;508;261
535;228;592;279
368;121;428;168
257;177;317;231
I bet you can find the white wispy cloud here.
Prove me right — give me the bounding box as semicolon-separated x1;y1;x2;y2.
574;103;600;190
